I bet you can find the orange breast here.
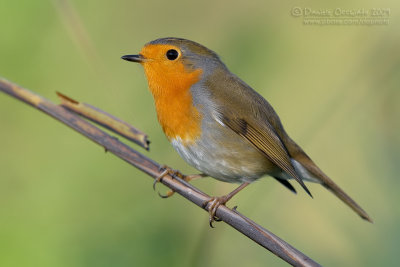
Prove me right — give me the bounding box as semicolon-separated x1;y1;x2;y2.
141;48;203;143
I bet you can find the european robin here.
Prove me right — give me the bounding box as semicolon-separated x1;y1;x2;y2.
122;37;372;224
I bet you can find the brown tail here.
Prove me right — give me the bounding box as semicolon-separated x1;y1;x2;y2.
287;140;373;222
318;172;372;222
299;155;372;222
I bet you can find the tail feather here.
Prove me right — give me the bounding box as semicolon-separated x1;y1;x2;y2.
286;140;372;222
320;174;372;222
298;155;372;222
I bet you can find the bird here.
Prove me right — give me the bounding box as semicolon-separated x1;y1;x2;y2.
121;37;372;225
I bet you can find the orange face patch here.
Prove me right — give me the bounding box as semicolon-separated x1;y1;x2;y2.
139;44;203;144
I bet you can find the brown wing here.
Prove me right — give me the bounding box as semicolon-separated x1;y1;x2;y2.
221;115;312;197
206;70;371;221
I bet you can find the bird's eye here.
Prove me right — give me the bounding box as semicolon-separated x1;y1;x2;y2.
166;49;179;60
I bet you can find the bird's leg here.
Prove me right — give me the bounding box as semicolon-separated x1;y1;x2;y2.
203;182;250;227
153;165;207;198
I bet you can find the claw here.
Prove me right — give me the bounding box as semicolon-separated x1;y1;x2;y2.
202;183;250;227
209;218;215;228
153;167;173;198
207;198;218;228
153;167;207;200
153;166;186;199
203;196;227;228
153;168;169;191
158;190;175;198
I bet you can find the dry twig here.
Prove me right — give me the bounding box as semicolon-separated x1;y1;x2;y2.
0;78;321;267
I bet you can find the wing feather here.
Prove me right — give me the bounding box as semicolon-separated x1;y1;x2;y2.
221;116;312;197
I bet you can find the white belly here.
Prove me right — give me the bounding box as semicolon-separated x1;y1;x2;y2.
170;136;269;183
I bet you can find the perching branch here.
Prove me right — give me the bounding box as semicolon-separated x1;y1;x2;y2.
0;78;321;267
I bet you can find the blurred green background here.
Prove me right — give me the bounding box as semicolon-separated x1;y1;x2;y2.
0;0;399;266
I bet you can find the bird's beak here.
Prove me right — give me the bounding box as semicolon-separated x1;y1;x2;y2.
121;54;146;63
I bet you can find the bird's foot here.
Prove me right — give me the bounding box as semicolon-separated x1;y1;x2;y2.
201;183;249;227
153;165;206;198
153;165;183;198
202;196;229;228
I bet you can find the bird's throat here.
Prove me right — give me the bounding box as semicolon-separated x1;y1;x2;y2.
142;62;203;144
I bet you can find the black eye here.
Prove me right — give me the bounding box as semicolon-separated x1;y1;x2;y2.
166;49;179;60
